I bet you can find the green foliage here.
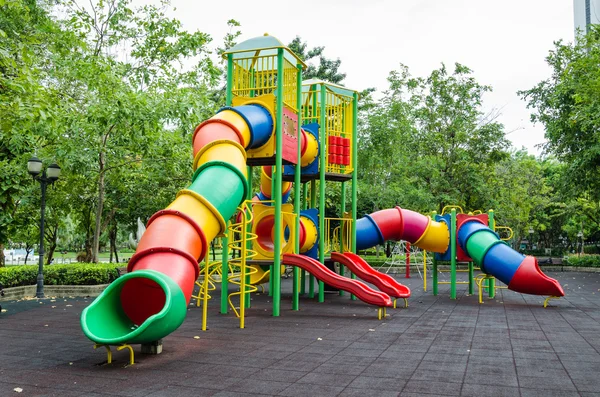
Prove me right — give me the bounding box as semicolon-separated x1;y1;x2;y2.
520;26;600;200
563;255;600;267
0;263;121;288
288;36;346;83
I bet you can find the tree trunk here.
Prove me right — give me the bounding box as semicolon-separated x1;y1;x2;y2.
45;224;58;265
92;150;106;263
24;243;33;265
0;244;4;267
109;222;118;263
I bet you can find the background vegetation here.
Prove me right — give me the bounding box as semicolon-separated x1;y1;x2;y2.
2;0;600;269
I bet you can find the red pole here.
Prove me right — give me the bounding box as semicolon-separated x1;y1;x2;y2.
405;242;411;278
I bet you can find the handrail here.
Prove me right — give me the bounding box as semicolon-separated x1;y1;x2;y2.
227;200;259;328
441;205;464;215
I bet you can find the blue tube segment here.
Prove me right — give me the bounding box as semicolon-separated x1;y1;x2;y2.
482;243;525;285
434;214;452;261
457;221;490;252
355;215;385;251
219;104;273;149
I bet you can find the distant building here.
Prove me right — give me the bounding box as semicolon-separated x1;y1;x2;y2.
574;0;600;37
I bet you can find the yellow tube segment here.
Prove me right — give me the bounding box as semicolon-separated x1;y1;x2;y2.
193;140;247;176
169;190;226;238
413;218;450;253
260;167;292;198
300;215;318;253
211;110;252;149
301;131;319;168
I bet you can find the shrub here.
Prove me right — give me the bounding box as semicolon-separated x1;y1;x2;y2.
0;263;122;289
563;255;600;267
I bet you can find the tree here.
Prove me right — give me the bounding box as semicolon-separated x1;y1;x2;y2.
358;63;510;214
520;26;600;199
52;0;220;262
0;0;62;266
288;36;346;83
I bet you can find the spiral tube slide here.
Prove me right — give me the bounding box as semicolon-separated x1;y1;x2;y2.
354;207;564;297
331;252;410;299
457;220;564;297
283;254;393;307
81;104;274;345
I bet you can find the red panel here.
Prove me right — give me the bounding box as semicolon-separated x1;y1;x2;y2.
456;214;489;262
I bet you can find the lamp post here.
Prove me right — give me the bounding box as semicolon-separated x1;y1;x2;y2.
577;230;584;256
27;156;61;298
528;227;534;251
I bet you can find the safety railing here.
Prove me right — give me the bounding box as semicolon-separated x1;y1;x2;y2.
324;217;353;254
227;200;259;328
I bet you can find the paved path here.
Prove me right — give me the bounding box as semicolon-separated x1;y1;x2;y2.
1;271;600;396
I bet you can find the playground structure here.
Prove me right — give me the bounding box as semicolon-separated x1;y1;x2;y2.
80;34;565;358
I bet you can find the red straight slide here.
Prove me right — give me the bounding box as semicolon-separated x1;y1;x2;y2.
282;254;393;307
331;252;411;299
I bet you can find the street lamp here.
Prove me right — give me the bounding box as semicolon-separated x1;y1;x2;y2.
27;156;61;298
577;230;584;256
528;227;534;251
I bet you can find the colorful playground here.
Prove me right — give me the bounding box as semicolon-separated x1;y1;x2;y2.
3;33;600;396
78;34;569;355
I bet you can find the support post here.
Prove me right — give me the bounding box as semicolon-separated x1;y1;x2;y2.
309;179;316;298
318;84;326;303
272;48;284;316
350;92;358;301
488;209;496;298
339;181;346;296
450;209;457;299
405;242;411;278
300;182;307;295
221;224;229;314
292;63;302;311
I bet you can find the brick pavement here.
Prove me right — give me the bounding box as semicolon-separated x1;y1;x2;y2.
0;271;599;396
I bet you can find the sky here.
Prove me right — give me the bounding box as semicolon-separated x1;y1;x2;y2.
136;0;575;155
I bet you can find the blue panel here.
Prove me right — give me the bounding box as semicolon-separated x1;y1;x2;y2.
219;104;273;149
481;243;525;285
434;214;452;261
355;215;385;251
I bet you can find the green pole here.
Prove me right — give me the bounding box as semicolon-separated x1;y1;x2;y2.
309;179;316;298
432;255;438;296
226;54;233;106
300;182;307;295
272;48;284;317
339;182;346;296
450;208;457;299
488;209;496;298
431;212;438;296
221;224;229;314
318;84;326;303
468;261;474;295
292;64;302;311
269;165;275;297
350;92;358;301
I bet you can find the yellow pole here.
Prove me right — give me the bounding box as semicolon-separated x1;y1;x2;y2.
240;209;247;329
424;250;427;292
201;249;209;331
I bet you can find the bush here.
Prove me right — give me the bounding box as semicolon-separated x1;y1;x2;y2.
0;263;122;288
563;255;600;267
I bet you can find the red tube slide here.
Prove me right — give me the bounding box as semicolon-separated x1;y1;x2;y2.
282;254;393;307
